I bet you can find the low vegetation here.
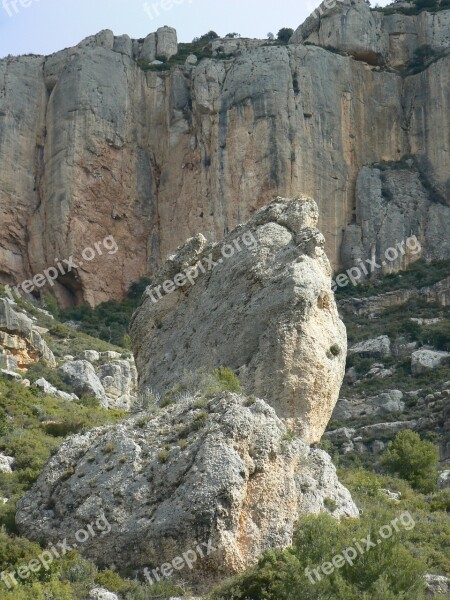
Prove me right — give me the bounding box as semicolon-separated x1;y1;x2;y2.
209;467;449;599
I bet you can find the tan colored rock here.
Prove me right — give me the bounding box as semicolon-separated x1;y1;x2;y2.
0;8;448;307
131;197;346;444
0;299;55;369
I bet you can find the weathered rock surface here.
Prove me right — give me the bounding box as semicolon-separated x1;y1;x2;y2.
0;299;56;369
97;360;138;411
131;197;347;444
16;393;358;584
88;589;119;600
58;361;107;406
292;0;450;68
33;378;79;402
0;453;14;473
56;353;138;410
348;335;391;359
338;276;450;316
411;349;450;376
424;574;450;597
332;390;405;421
342;165;450;275
0;6;449;306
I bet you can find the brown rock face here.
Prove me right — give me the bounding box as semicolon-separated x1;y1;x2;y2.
0;5;449;307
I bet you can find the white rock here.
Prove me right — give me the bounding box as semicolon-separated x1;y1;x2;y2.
424;574;449;596
411;349;450;376
156;26;178;60
185;54;198;66
33;378;78;402
88;589;119;600
0;453;14;473
99;351;122;361
0;370;22;382
348;335;391;358
438;470;449;490
58;361;107;405
78;350;100;363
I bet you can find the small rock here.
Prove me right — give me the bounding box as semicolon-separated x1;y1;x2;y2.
99;351;122;361
379;488;401;502
437;470;449;490
0;354;18;371
33;378;78;402
344;366;358;384
372;440;385;454
88;589;119;600
185;54;198;66
0;453;14;473
0;369;22;382
424;574;449;597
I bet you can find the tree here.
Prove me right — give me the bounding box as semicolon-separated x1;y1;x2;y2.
277;28;294;43
267;32;275;40
415;0;439;8
381;430;439;492
199;31;220;41
225;32;240;39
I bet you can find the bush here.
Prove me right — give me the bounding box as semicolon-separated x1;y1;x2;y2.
199;30;220;41
210;509;425;599
381;430;439;492
277;28;294;43
213;367;241;393
415;0;439;8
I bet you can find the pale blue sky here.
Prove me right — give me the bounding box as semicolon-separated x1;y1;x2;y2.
0;0;392;58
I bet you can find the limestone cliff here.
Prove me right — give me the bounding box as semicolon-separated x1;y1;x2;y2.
0;1;449;306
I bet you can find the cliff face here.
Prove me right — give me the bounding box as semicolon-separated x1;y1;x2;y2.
0;1;449;306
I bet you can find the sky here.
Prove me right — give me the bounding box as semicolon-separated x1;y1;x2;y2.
0;0;393;58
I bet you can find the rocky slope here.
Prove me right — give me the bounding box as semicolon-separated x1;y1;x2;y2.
0;0;449;306
326;263;450;466
0;293;138;409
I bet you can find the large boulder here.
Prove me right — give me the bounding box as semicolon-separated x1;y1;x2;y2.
348;335;391;359
97;360;138;411
130;197;347;444
291;0;388;65
58;361;107;405
332;390;404;420
16;393;358;585
156;26;178;60
411;349;450;376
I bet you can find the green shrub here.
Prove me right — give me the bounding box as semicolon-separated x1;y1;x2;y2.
415;0;439;9
210;509;425;599
213;367;241;393
381;430;439;492
277;28;294;43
